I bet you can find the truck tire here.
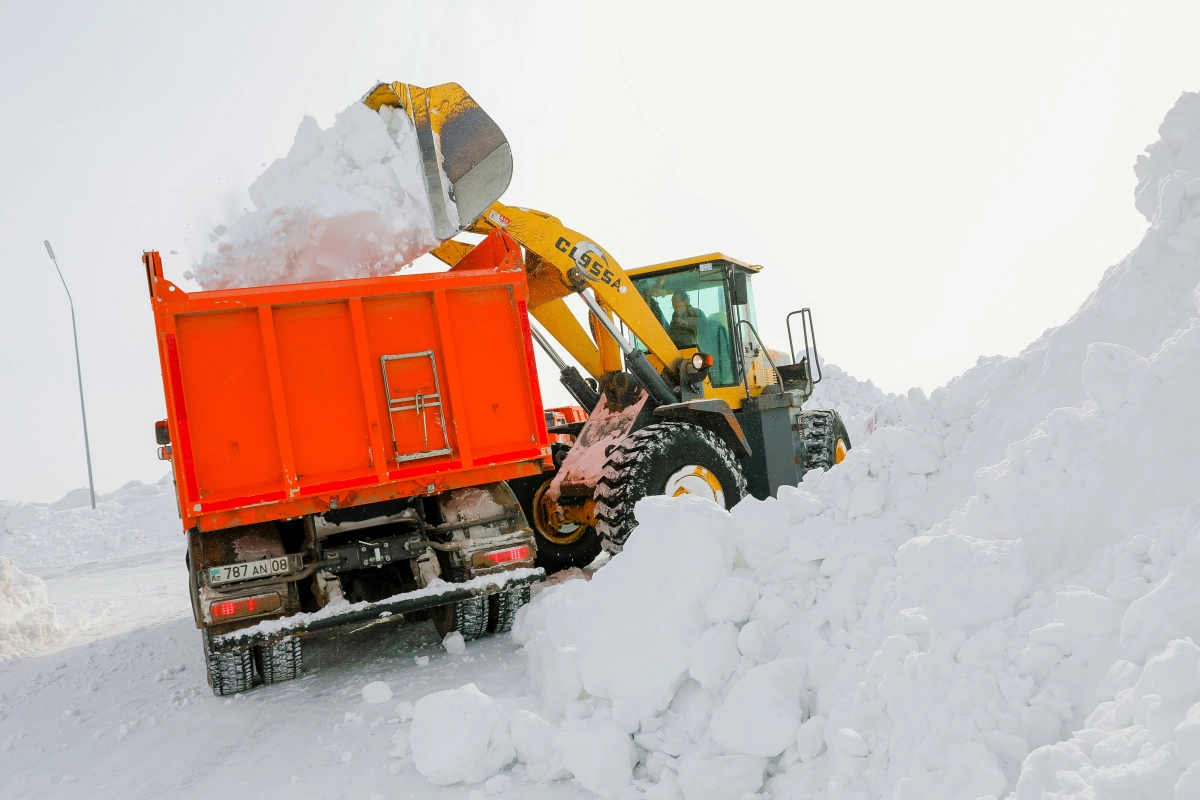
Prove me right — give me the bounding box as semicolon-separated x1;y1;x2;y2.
797;410;851;473
256;636;302;685
508;444;603;574
203;630;255;696
431;569;488;641
487;585;530;634
595;422;747;551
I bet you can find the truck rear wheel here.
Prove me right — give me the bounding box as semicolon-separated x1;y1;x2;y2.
431;567;488;642
256;636;302;685
202;630;255;696
487;585;530;634
594;422;747;551
797;410;851;472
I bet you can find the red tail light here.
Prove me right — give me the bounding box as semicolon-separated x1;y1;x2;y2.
472;545;532;569
209;593;282;621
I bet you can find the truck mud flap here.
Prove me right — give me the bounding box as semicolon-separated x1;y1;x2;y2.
210;568;544;652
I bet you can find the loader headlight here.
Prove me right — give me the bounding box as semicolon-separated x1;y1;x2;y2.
691;353;713;370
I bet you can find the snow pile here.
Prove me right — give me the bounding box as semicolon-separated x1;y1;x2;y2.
0;474;180;573
0;556;61;661
188;102;440;290
403;91;1200;799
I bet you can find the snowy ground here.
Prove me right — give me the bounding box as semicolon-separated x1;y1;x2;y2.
0;547;589;800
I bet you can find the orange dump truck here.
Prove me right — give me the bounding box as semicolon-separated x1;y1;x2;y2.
145;231;550;695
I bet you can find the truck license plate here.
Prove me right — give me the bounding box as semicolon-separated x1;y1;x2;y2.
208;557;292;585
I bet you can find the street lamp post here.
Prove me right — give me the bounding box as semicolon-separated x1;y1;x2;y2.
43;240;97;510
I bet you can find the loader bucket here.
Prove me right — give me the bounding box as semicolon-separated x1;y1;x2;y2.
363;81;513;240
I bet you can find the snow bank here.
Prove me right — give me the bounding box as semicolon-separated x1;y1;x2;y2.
0;556;61;661
0;475;179;573
404;91;1200;799
188;102;440;290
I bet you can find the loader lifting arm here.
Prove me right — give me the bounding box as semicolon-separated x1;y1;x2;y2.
466;204;685;394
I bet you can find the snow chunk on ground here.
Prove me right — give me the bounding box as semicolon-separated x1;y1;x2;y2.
0;556;60;661
710;659;806;757
554;717;637;799
360;681;392;705
410;683;514;785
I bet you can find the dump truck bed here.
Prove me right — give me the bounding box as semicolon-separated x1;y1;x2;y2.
144;232;551;534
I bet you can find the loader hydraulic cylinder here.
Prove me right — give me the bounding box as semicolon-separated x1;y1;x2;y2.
530;323;601;411
577;288;678;406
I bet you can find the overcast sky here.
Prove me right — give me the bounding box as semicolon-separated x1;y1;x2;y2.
2;1;1198;502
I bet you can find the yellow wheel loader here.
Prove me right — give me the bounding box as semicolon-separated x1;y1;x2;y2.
364;82;851;570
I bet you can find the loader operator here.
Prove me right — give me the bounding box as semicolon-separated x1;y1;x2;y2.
668;291;704;349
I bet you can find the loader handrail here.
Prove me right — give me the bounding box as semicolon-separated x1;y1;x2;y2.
785;308;824;386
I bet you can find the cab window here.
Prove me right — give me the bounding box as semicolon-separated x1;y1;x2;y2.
630;266;739;387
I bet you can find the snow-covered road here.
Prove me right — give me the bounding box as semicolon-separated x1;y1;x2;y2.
0;554;586;800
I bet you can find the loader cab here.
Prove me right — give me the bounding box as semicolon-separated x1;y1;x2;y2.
626;255;762;391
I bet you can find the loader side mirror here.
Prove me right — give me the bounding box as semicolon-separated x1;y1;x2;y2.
731;271;749;306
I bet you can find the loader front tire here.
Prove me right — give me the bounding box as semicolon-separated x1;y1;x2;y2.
595;422;747;552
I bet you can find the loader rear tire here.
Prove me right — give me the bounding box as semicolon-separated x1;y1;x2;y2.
797;410;851;473
595;422;747;552
508;443;603;574
202;630;255;696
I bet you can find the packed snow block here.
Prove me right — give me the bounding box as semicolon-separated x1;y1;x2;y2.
687;622;739;690
677;754;767;800
1174;704;1200;769
0;556;60;662
796;714;827;762
1051;587;1123;637
710;659;807;757
777;486;823;523
735;620;780;663
936;742;1008;800
703;576;759;624
512;578;589;716
1120;537;1200;662
411;684;514;785
553;717;636;800
893;533;1029;631
1130;639;1200;742
729;495;789;568
750;593;793;630
1082;343;1146;415
509;709;556;765
576;496;736;731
